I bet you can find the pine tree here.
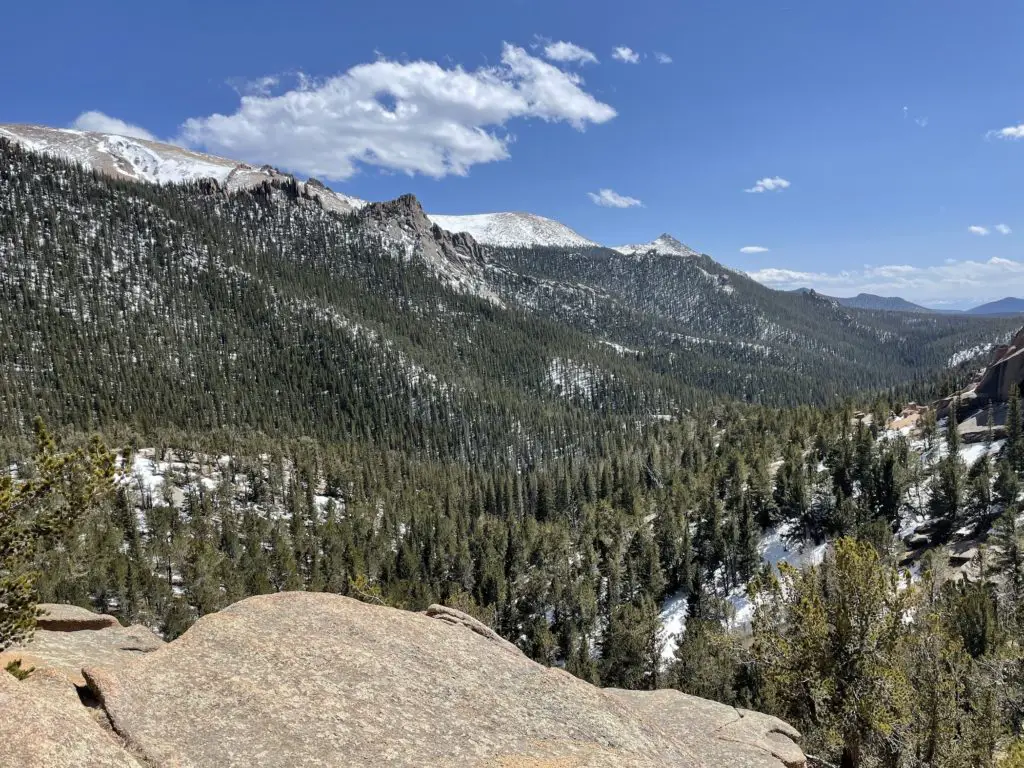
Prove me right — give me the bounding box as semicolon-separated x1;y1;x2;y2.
601;598;662;690
0;419;114;651
929;454;966;533
670;615;739;704
1011;386;1024;473
751;538;912;768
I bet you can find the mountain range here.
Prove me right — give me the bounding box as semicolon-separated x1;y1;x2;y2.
6;123;1023;325
0;124;1017;448
793;288;1024;317
0;124;704;258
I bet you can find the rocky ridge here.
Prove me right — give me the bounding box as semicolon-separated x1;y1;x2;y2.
1;595;806;767
613;234;701;259
0;123;368;215
360;194;500;304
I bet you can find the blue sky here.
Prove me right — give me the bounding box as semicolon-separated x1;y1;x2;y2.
5;0;1024;307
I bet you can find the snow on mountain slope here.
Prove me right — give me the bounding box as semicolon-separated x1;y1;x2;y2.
614;234;700;258
0;123;367;214
428;212;598;249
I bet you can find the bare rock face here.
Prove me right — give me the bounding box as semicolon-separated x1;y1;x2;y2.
78;592;803;767
423;603;521;655
973;325;1024;402
608;690;806;768
358;195;500;305
0;669;142;768
35;603;122;632
0;605;163;687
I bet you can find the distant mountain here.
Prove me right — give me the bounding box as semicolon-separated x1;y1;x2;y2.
966;297;1024;316
834;293;935;313
427;212;597;249
788;289;936;314
613;234;700;258
0;123;367;215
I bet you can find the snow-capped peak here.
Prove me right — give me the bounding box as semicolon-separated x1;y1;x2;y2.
428;212;598;249
613;234;700;258
0;123;367;214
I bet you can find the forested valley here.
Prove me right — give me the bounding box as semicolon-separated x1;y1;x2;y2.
5;138;1024;765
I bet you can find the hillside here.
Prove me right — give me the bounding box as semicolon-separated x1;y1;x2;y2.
835;292;935;313
2;134;1017;454
486;244;1018;403
967;296;1024;315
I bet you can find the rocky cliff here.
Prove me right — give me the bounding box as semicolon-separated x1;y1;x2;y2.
1;595;804;767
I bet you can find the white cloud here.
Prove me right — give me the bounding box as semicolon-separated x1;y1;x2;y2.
72;111;156;141
996;224;1013;235
654;52;673;64
612;46;640;64
745;176;791;193
968;225;990;236
543;41;598;65
989;124;1024;140
229;75;281;97
740;246;770;254
588;188;643;208
178;44;616;180
748;256;1024;306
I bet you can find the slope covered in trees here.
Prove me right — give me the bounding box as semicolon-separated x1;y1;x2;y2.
7;136;1024;765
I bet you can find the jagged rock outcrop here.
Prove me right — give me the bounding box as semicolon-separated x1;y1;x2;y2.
0;605;163;687
359;194;500;305
35;603;122;632
974;326;1024;402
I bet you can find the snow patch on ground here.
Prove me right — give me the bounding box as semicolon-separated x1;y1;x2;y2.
948;344;990;368
659;522;828;660
725;524;828;630
600;340;637;355
547;358;599;400
658;591;690;662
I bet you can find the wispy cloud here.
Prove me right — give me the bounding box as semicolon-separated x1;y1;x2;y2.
996;224;1013;235
745;176;790;194
588;188;643;208
740;246;770;254
611;46;640;64
903;106;928;128
654;52;673;64
228;75;281;97
178;44;616;180
748;256;1024;306
968;225;990;236
543;40;599;65
72;111;156;142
